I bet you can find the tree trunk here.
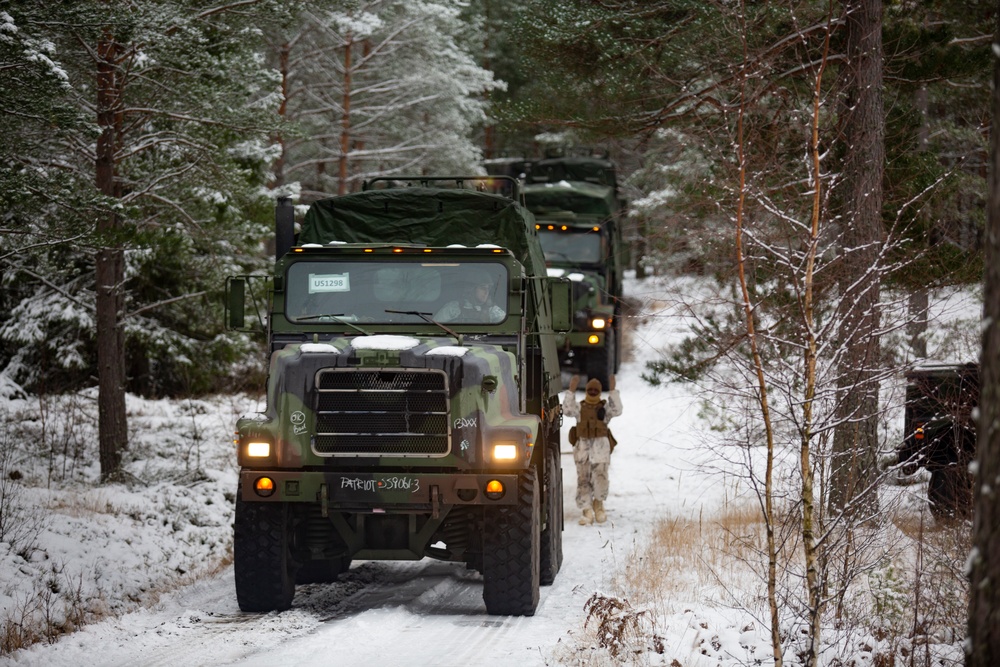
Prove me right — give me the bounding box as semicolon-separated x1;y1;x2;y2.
338;36;353;196
829;0;884;517
634;217;647;278
95;29;128;481
270;41;290;189
967;3;1000;662
907;288;928;359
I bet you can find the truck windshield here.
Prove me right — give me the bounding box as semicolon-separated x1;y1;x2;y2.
285;260;509;325
537;228;603;264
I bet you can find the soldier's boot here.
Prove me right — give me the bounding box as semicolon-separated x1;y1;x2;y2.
578;508;594;526
593;500;607;524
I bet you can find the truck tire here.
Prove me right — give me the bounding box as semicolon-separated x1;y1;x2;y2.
234;493;296;612
482;469;540;616
586;329;616;389
928;465;973;519
540;447;563;586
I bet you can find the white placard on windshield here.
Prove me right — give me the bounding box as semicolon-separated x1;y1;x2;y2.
308;273;350;293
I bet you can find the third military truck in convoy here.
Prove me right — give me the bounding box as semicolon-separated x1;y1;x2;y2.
226;177;569;616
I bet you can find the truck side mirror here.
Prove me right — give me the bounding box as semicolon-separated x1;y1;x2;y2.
226;277;245;330
548;277;572;333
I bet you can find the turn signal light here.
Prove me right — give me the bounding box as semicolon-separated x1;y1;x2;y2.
254;476;276;497
485;479;505;500
915;426;924;440
588;334;600;345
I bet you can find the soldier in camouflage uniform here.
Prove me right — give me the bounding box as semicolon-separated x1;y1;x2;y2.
434;271;505;323
563;374;622;525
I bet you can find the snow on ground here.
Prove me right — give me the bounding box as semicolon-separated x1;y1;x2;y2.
0;272;978;666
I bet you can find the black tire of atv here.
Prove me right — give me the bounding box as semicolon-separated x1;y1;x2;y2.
234;493;296;612
540;446;563;586
586;329;615;389
482;469;540;616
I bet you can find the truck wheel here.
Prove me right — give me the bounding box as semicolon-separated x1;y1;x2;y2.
928;466;973;519
482;469;540;616
540;447;563;586
234;492;296;612
586;329;616;388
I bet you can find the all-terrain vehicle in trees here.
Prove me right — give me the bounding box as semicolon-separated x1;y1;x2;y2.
897;362;978;518
225;177;570;616
519;149;627;388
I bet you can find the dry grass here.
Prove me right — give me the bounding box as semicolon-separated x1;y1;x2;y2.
571;497;970;666
611;502;768;615
46;490;123;518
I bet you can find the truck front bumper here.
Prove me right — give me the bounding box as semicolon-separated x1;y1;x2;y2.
239;470;521;508
563;330;606;348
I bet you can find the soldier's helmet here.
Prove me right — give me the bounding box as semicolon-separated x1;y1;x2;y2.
472;270;494;289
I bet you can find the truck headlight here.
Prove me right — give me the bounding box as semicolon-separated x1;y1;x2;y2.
492;443;518;461
246;441;271;457
590;317;607;329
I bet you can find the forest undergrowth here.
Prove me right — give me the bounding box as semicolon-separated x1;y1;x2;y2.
565;488;969;667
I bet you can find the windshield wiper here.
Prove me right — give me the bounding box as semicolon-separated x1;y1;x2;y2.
296;313;371;335
385;309;463;344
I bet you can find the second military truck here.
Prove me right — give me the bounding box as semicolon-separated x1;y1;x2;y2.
521;151;627;388
227;177;569;616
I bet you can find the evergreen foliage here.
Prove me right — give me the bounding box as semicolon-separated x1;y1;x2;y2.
266;0;500;198
0;0;286;398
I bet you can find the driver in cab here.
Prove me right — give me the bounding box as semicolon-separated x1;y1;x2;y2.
434;272;505;323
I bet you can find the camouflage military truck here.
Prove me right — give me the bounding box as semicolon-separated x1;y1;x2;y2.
522;165;626;388
897;362;978;518
225;177;570;616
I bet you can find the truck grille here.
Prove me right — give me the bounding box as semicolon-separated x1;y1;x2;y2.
312;369;451;457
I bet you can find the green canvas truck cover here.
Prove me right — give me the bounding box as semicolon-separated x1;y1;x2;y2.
522;181;617;218
527;156;617;188
300;187;548;279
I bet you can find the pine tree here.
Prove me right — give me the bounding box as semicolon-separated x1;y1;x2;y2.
0;1;286;479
